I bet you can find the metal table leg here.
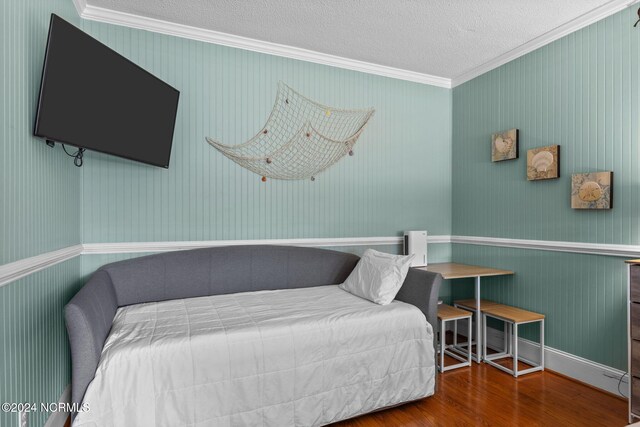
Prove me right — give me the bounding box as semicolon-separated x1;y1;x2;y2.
475;276;482;362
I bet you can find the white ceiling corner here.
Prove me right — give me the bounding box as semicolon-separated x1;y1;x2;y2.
451;0;638;86
72;0;87;15
74;0;637;88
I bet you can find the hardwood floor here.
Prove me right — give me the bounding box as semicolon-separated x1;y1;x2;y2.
334;357;628;427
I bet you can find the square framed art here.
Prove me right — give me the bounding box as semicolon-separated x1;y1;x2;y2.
527;145;559;181
491;128;519;162
571;171;612;209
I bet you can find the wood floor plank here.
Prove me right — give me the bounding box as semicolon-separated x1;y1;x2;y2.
332;360;627;427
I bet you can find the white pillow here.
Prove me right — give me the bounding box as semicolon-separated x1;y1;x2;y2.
339;249;415;305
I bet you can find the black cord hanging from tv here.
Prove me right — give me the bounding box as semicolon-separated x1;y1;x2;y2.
62;144;85;167
47;140;85;167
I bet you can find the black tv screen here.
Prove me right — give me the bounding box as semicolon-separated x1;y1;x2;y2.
34;14;180;168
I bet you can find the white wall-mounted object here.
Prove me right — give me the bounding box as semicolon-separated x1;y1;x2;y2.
404;230;428;267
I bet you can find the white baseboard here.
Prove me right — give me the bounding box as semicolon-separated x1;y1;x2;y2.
44;385;70;427
485;327;628;397
448;323;628;397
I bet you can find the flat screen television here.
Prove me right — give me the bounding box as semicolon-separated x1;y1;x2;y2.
34;14;180;168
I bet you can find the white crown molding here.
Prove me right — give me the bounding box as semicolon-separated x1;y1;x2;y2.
71;0;86;16
73;4;451;88
451;0;640;87
451;235;640;258
72;0;639;89
0;245;83;288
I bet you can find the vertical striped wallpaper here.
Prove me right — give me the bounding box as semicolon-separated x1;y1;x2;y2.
450;245;627;370
78;20;453;244
1;0;81;265
1;1;83;426
10;0;637;422
3;7;454;426
451;6;640;370
452;6;639;244
0;258;82;427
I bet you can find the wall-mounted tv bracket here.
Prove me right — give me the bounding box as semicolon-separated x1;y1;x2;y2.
46;140;85;167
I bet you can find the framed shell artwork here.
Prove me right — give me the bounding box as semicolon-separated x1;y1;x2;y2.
527;145;559;181
571;171;612;209
491;128;519;162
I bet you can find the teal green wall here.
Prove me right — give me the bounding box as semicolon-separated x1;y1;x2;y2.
76;20;455;322
450;245;626;369
2;5;453;427
451;6;640;370
78;20;453;244
0;259;82;427
1;0;83;426
76;19;455;338
453;7;639;243
1;1;81;264
6;3;637;426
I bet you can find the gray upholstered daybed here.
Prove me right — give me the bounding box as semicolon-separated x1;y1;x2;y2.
66;245;441;426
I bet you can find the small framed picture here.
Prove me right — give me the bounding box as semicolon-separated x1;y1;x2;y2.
527;145;559;181
491;129;519;162
571;171;613;209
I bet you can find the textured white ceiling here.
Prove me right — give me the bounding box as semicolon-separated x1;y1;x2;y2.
86;0;613;79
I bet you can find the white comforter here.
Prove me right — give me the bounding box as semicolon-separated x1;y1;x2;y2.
74;285;435;427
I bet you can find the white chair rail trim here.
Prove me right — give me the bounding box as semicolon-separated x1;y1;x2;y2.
450;235;640;258
82;236;405;254
0;236;435;287
4;235;640;287
0;245;84;287
81;235;451;254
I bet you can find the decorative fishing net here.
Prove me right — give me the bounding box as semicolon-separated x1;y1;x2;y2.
206;82;374;181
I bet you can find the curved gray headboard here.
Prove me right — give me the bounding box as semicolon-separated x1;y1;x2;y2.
65;245;441;412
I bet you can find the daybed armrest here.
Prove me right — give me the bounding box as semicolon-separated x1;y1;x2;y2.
395;268;442;342
65;270;118;412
